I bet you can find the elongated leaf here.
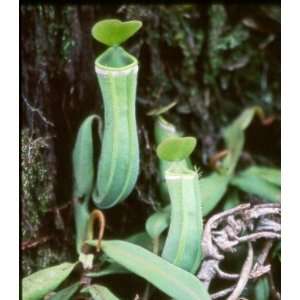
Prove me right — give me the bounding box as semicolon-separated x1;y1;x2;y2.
22;262;76;300
126;231;153;250
222;190;240;211
146;207;170;239
157;137;197;162
49;282;81;300
231;174;280;202
82;284;120;300
87;240;210;300
87;232;152;278
222;106;263;175
272;241;281;261
87;263;128;278
147;101;177;116
199;172;230;215
254;277;270;300
92;19;142;46
238;165;281;186
72;115;101;198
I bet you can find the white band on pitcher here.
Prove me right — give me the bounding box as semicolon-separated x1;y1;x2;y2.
95;65;138;77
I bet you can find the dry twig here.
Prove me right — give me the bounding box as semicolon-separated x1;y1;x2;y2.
198;203;281;299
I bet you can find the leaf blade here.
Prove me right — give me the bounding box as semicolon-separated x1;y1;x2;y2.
22;262;76;300
87;240;210;300
146;208;170;239
239;165;281;186
221;106;262;175
82;284;120;300
231;174;280;202
199;172;230;215
157;137;197;162
49;282;81;300
72;115;101;198
92;19;142;46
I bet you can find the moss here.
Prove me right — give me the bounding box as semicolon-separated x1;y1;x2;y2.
21;129;53;241
22;245;72;276
22;129;74;276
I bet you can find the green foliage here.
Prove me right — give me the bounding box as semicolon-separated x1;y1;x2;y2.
254;277;270;300
82;284;120;300
87;240;210;300
272;241;281;261
221;106;263;175
237;165;281;186
222;190;240;211
231;171;280;202
22;262;76;300
146;207;170;240
87;231;153;278
151;106;281;264
156;136;197;162
199;173;230;215
49;282;81;300
72;115;101;198
92;19;142;46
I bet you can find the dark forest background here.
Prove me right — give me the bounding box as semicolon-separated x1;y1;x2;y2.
21;4;280;283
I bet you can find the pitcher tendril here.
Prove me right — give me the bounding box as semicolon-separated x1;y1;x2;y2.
86;209;106;252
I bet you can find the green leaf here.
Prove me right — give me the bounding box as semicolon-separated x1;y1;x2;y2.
126;231;153;250
199;172;230;215
254;277;270;300
92;19;142;46
146;207;170;239
147;101;177;116
87;263;128;278
238;165;281;186
49;282;81;300
272;241;281;261
87;232;152;278
231;174;280;202
157;137;197;162
72;115;101;198
22;262;76;300
222;190;240;211
82;284;120;300
87;240;210;300
222;106;263;175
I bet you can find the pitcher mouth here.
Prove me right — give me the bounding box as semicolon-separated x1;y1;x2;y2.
95;46;138;72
